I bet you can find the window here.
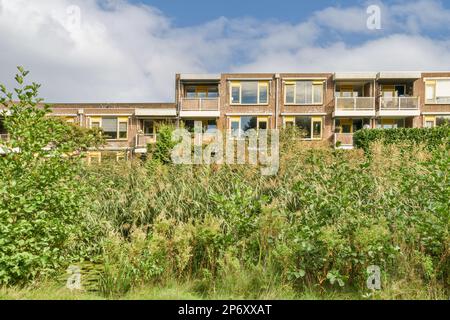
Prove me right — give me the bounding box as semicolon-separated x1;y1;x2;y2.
240;116;257;132
284;81;323;104
184;120;195;133
185;86;219;98
426;79;450;104
284;116;322;140
184;119;218;133
230;81;269;105
207;120;217;132
376;119;405;129
91;117;128;140
425;116;450;128
229;116;269;137
336;118;370;133
436;116;450;126
143;120;155;136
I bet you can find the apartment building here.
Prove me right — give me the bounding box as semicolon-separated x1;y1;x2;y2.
1;71;449;160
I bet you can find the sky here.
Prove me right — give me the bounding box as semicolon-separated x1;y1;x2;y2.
0;0;449;102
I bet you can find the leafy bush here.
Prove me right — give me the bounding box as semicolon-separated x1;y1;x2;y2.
353;126;450;152
0;67;102;284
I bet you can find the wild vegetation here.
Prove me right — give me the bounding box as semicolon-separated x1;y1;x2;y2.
0;68;449;300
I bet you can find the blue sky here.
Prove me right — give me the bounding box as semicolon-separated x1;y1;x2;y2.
0;0;449;102
129;0;335;27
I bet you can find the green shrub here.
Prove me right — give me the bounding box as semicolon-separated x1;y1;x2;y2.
0;67;102;285
353;126;450;152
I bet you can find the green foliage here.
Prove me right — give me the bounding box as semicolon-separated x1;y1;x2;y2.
150;124;178;164
87;140;449;298
353;126;450;152
0;67;102;285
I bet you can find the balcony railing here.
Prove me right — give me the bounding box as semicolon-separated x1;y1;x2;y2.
180;98;219;111
135;134;157;148
380;97;419;110
334;133;354;148
335;97;375;111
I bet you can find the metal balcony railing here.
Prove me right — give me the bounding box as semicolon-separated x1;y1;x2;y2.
335;97;375;111
180;97;219;111
380;97;419;110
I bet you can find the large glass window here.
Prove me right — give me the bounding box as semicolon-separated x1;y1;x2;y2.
285;81;323;104
185;86;219;98
231;81;268;105
285;116;323;140
92;117;128;140
241;116;257;132
376;119;405;129
426;80;450;104
242;82;258;104
102;118;118;139
436;116;450;126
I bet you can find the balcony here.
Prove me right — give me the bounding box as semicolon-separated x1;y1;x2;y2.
180;98;220;118
334;133;354;149
134;133;157;153
378;97;420;117
333;97;376;117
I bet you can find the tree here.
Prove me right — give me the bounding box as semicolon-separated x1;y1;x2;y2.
0;67;102;284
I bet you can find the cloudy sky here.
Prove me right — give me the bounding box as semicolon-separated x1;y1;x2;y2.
0;0;449;102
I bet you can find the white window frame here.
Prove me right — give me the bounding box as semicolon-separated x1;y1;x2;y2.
425;78;450;104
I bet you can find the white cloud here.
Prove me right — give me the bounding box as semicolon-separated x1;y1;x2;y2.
0;0;449;102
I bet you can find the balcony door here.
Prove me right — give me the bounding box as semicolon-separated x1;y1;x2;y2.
340;119;353;133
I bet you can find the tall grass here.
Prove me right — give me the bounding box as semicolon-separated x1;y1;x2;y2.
75;129;449;300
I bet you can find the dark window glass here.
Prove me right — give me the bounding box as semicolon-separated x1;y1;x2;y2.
353;119;363;131
258;121;267;130
143;120;154;135
436;116;450;127
186;87;196;98
295;116;311;138
184;120;195;133
241;116;257;132
313;121;321;139
207;120;217;131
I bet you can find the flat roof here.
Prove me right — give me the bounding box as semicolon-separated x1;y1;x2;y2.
179;74;221;81
334;72;378;80
377;71;422;79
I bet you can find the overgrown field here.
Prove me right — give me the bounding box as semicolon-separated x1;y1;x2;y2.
1;69;449;300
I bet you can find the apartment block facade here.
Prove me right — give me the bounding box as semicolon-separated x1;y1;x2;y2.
1;71;449;160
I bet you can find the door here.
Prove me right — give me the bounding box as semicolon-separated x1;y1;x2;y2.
340;119;353;133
